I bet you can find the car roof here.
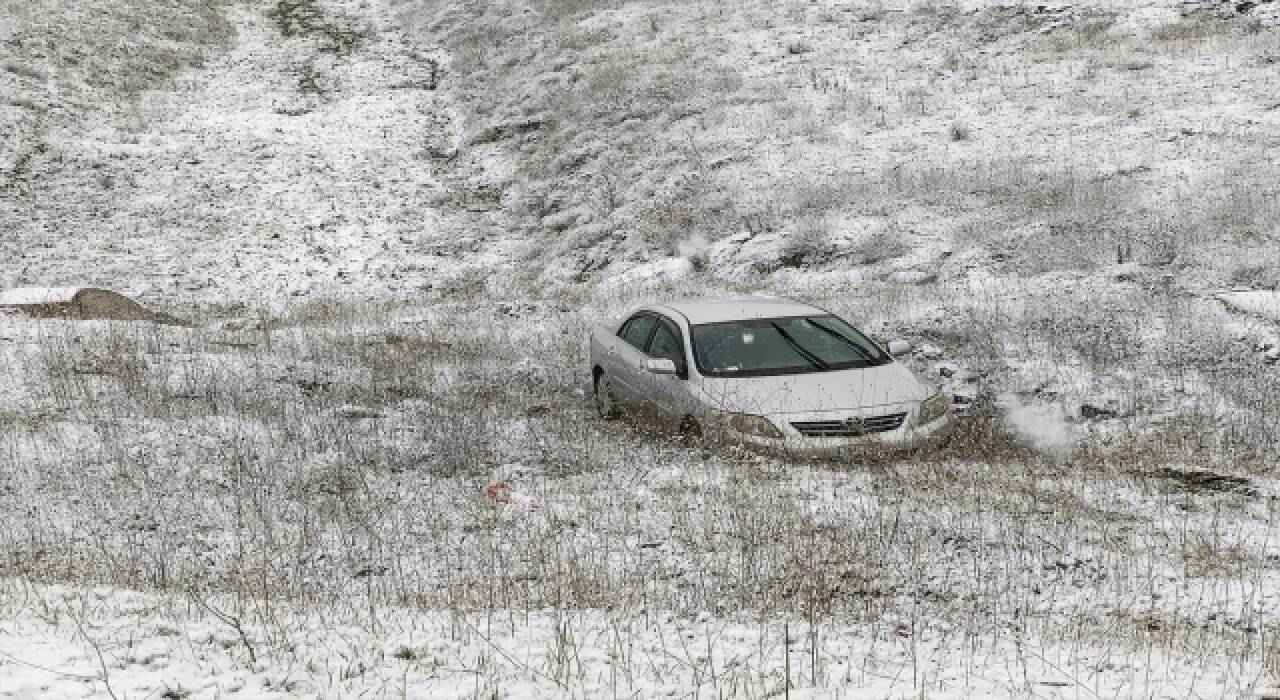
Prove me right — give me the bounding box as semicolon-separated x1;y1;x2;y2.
650;297;827;325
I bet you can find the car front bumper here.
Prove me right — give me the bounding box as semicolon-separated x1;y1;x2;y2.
724;406;955;456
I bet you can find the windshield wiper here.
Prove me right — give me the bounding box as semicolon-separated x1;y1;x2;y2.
807;319;879;362
770;322;829;371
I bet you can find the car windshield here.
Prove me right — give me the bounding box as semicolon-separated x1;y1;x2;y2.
690;315;890;377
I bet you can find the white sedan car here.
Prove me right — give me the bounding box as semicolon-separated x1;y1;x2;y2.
588;297;953;453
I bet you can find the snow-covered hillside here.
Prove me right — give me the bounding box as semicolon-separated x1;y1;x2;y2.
1;0;517;311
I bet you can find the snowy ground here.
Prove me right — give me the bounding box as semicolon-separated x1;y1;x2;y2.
5;0;1280;698
2;301;1280;698
4;580;1277;699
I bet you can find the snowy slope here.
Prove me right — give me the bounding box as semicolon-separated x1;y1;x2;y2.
1;0;518;310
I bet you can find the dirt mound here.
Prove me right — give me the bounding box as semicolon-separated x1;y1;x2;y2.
0;287;187;325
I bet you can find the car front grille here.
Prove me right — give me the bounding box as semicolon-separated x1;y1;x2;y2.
790;412;907;438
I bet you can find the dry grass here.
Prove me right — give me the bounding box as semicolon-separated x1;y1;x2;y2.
0;0;234;190
1151;18;1236;43
2;295;1275;597
0;282;1277;697
0;0;233;97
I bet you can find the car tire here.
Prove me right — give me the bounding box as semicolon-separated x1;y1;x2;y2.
594;373;620;419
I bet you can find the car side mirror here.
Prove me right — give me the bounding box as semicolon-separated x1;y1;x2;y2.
645;358;679;375
887;340;912;356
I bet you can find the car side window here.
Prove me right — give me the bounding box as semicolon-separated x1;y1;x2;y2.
647;320;686;374
619;315;658;350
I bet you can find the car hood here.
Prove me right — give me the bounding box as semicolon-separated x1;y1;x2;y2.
696;363;930;415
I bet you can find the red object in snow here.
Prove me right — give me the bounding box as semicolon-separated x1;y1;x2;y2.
485;482;512;503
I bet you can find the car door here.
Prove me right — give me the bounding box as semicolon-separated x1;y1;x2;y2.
606;314;658;407
640;316;694;426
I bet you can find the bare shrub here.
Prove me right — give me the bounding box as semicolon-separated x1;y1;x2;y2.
2;61;46;81
1150;18;1233;43
1204;174;1280;237
536;0;619;22
1074;16;1115;43
785;40;813;55
1229;262;1280;289
267;0;370;55
638;176;737;255
927;396;1037;463
846;229;909;266
1115;55;1155;71
778;217;833;268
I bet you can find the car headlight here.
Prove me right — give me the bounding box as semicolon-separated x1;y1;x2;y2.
711;411;783;439
917;391;950;425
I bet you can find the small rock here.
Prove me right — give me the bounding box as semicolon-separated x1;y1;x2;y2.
336;404;382;420
1080;403;1117;420
353;565;389;578
888;269;937;285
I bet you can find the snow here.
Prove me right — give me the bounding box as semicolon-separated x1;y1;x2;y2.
596;256;694;292
1;583;1274;700
0;287;84;306
4;0;1280;696
1217;291;1280;323
998;392;1078;457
